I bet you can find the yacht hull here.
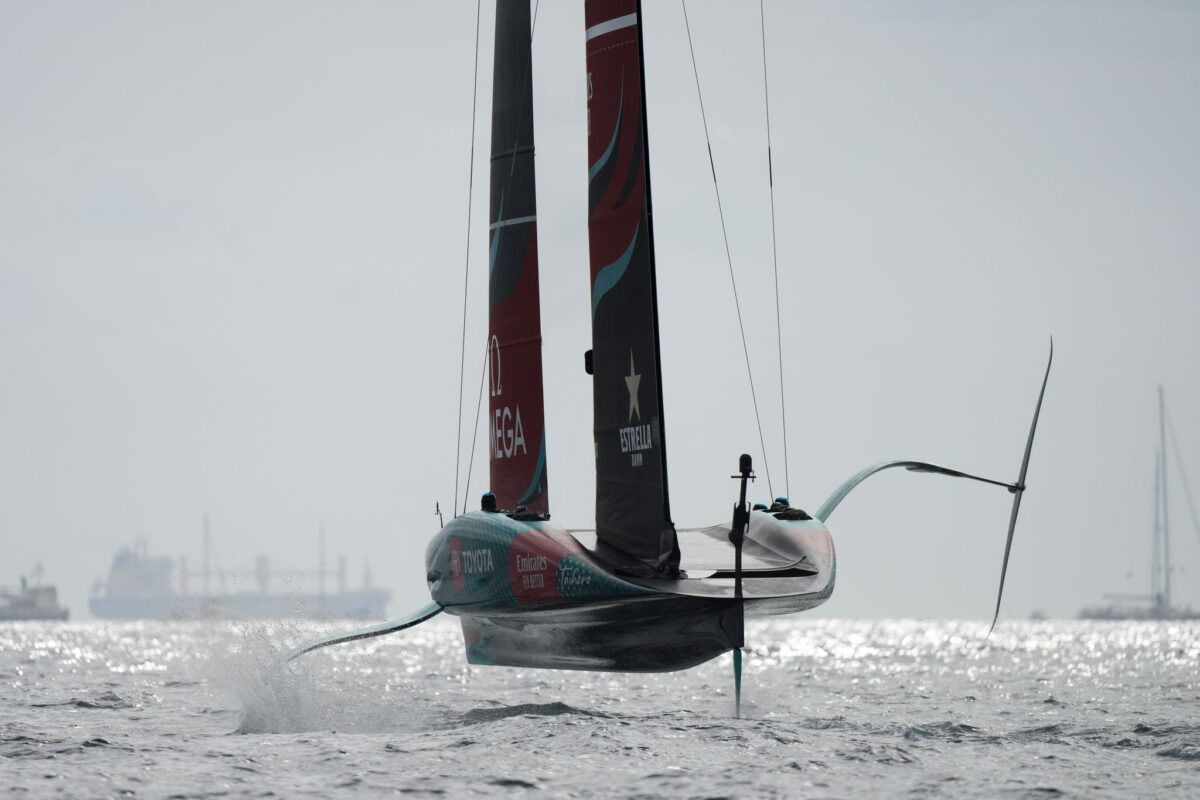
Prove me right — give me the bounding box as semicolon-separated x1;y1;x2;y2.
425;511;835;672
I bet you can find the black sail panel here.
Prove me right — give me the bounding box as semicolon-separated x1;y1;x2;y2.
585;0;678;575
489;0;549;514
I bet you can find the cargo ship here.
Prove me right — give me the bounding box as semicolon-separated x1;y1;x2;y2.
1;564;69;621
89;528;390;620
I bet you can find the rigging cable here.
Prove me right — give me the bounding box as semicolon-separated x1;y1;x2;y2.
462;337;491;515
462;1;542;512
759;0;789;500
1165;404;1200;552
453;0;484;519
681;0;774;499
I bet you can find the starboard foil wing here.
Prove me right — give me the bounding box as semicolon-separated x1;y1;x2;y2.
489;0;549;514
585;0;678;575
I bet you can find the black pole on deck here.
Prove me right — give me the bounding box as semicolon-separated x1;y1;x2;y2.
729;453;755;716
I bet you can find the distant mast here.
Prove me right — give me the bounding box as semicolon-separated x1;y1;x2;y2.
584;0;678;575
1158;385;1171;609
488;0;549;514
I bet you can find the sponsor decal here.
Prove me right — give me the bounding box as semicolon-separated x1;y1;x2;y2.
625;351;641;422
619;424;652;453
621;351;651;466
516;552;549;591
489;334;528;460
450;536;462;590
516;554;548;573
558;566;593;589
449;536;495;591
488;335;502;397
492;406;527;459
460;548;495;575
507;530;583;603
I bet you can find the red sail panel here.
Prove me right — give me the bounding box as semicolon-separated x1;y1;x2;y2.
585;0;678;574
488;0;548;514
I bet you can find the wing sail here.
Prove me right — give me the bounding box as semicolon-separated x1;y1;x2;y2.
488;0;549;514
585;0;678;575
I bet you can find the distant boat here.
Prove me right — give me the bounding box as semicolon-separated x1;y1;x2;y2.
289;1;1052;712
0;563;69;621
89;523;390;621
1080;387;1199;621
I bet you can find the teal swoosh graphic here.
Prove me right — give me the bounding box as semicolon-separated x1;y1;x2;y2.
588;75;624;184
591;226;639;317
489;194;505;275
517;437;547;506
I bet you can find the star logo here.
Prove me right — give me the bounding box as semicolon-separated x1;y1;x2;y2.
625;351;641;423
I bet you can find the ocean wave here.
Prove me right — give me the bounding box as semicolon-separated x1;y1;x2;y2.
30;691;135;710
457;701;607;725
1156;742;1200;761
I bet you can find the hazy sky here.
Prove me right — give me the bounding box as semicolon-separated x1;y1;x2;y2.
3;1;1198;624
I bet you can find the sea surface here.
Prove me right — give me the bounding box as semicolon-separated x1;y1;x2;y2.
2;618;1198;798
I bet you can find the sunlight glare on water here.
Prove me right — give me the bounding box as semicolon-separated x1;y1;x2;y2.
2;618;1198;797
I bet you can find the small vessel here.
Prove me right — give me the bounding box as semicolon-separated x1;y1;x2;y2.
90;527;390;621
289;1;1051;708
0;564;69;622
1079;387;1199;621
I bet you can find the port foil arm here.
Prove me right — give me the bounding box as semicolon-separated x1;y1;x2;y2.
286;602;443;661
815;461;1016;523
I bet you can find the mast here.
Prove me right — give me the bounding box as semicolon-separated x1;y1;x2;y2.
584;0;678;575
488;0;549;514
1159;385;1171;609
635;0;671;530
1152;451;1162;604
